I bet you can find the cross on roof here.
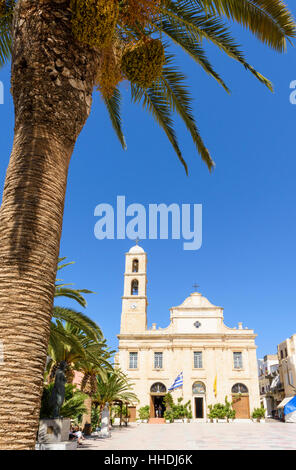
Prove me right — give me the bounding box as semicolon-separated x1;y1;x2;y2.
192;282;200;292
135;237;140;245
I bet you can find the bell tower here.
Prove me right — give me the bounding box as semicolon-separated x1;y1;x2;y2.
120;243;148;333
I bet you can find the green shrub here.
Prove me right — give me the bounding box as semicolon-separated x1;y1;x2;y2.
252;407;266;420
224;396;236;421
208;398;236;421
165;397;192;420
164;409;174;423
138;405;150;420
164;393;174;410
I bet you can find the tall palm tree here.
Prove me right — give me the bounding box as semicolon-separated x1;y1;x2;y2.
0;0;295;449
76;359;108;434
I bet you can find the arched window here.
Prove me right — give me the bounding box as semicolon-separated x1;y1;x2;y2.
132;259;139;273
231;383;249;394
131;279;139;296
192;381;206;394
150;382;167;394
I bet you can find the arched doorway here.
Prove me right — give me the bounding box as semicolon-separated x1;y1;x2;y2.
150;382;166;418
231;383;250;418
192;381;206;419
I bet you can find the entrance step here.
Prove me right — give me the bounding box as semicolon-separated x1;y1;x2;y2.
149;418;165;424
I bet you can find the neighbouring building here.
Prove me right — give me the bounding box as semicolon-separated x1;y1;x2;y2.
277;335;296;414
116;244;260;421
258;355;283;418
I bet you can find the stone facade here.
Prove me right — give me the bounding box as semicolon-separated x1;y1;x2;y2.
117;245;260;420
278;334;296;399
258;355;283;418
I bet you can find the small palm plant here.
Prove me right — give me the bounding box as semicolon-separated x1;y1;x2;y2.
93;369;138;410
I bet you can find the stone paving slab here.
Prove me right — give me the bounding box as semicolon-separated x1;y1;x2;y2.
78;422;296;451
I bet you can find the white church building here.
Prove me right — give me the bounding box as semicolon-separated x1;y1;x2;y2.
116;244;260;421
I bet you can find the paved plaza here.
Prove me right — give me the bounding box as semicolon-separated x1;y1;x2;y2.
79;421;296;451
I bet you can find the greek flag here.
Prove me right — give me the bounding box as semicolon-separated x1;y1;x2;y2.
168;372;183;391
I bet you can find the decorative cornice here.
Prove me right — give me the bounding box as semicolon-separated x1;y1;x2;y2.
118;333;257;341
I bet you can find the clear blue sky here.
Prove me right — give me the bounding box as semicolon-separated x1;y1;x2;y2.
1;2;296;359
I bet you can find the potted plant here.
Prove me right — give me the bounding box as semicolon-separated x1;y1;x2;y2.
183;400;191;423
171;397;184;423
226;409;236;423
208;405;217;423
164;393;174;410
164;409;174;423
224;397;236;423
252;407;266;423
208;403;231;422
138;406;150;423
215;403;227;422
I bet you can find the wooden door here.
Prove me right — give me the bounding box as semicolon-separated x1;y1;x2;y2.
128;406;136;422
150;395;155;418
232;395;250;418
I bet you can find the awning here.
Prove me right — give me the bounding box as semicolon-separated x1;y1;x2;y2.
284;396;296;416
277;397;294;408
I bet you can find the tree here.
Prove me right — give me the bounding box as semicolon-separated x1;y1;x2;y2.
48;321;114;434
48;321;112;382
0;0;295;449
48;256;105;381
93;369;138;410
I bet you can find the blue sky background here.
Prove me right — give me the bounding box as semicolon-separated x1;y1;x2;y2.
0;2;296;359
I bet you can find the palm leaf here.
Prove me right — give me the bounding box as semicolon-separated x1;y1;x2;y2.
52;306;103;342
161;57;214;170
157;5;230;92
131;81;189;174
196;0;296;51
104;87;127;150
54;287;91;308
161;1;273;91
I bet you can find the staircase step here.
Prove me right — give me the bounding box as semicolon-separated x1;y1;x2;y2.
149;418;165;424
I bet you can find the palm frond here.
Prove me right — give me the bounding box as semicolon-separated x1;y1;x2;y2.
195;0;296;51
49;322;87;361
54;287;91;308
0;0;16;67
161;57;214;171
104;87;127;150
160;1;273;91
57;258;75;271
131;81;189;174
0;18;11;68
156;6;230;92
52;306;103;342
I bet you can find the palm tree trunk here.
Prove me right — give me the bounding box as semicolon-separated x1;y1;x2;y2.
0;0;98;449
82;396;92;436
